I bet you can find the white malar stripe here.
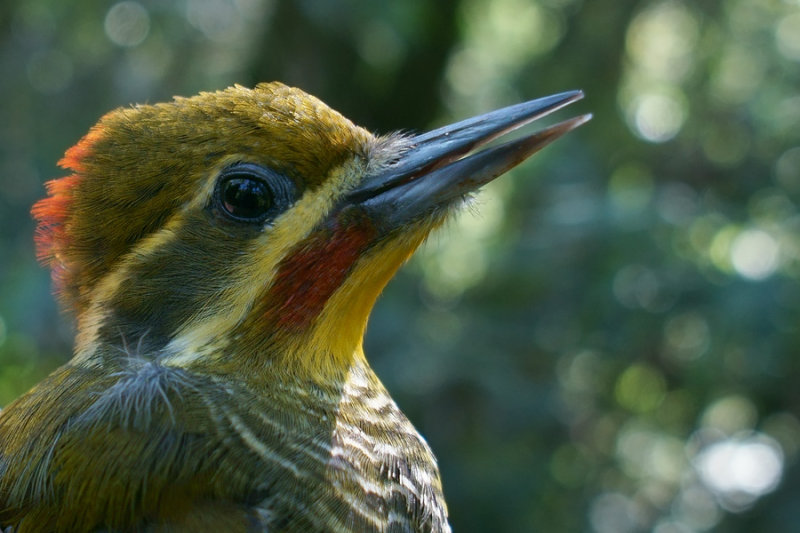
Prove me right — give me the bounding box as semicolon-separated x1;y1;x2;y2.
159;336;206;367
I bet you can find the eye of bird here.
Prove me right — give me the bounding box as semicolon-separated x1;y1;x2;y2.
215;163;294;223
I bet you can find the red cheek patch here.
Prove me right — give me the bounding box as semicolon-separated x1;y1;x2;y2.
264;217;376;330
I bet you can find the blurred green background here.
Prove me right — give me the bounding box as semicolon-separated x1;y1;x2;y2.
1;0;799;531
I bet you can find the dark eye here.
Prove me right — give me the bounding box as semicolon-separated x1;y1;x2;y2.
214;163;294;224
221;177;272;220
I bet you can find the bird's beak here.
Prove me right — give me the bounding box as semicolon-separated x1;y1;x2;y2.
347;91;591;227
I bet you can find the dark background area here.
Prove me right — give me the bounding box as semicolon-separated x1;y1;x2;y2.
2;1;799;531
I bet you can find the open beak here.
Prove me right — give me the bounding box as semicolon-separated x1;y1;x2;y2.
348;91;591;227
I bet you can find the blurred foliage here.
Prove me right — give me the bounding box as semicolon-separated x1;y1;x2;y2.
1;0;799;531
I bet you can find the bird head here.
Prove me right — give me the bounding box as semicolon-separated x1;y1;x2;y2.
33;82;588;382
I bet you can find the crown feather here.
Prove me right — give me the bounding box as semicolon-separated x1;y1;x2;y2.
31;126;106;309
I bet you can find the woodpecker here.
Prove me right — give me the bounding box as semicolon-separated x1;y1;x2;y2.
0;82;588;532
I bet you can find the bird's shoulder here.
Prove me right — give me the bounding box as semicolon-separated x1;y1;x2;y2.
0;358;449;532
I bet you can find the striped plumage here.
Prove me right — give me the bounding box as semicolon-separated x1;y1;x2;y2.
0;83;587;531
0;356;444;531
